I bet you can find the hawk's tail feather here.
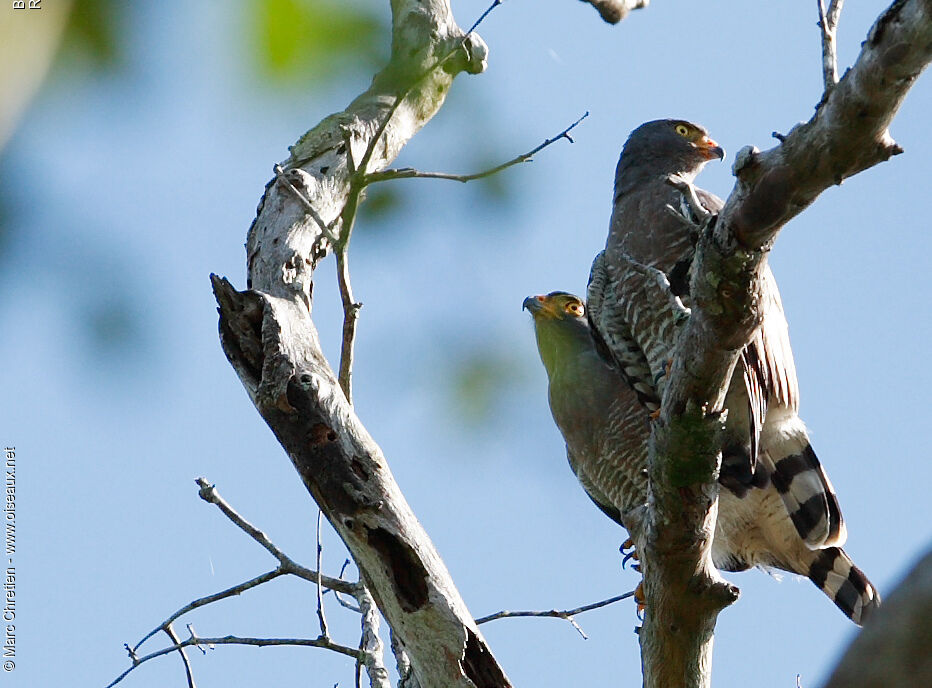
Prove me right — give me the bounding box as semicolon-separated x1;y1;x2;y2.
807;547;880;626
764;440;846;549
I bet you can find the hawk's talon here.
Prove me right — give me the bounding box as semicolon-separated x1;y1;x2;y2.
635;581;646;619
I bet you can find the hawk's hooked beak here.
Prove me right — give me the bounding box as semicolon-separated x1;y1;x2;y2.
523;295;545;314
698;135;725;162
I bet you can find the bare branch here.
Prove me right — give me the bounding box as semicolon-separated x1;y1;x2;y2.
316;509;331;639
352;0;502;179
475;591;634;640
195;478;358;596
133;568;287;652
579;0;650;24
163;623;197;688
325;559;363;613
106;634;364;688
366;112;589;185
358;586;391;688
336;242;361;405
817;0;845;91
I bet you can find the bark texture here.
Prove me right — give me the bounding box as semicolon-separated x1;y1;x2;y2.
213;2;509;686
640;2;932;686
823;547;932;688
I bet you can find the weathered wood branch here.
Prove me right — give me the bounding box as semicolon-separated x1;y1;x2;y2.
212;1;512;686
641;2;932;686
212;280;510;688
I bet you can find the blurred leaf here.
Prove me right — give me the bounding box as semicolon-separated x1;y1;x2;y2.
449;350;525;426
62;0;123;69
251;0;384;82
83;295;139;352
358;185;404;225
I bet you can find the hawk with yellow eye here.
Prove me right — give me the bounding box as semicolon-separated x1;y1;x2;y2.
525;290;878;624
591;119;843;545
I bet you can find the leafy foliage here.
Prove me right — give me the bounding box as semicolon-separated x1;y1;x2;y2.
251;0;385;82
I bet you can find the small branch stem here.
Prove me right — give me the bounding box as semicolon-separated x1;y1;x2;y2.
354;0;503;178
106;635;365;688
133;568;287;652
316;509;331;639
358;585;391;688
195;478;359;595
818;0;845;91
336;240;360;405
366;112;589;186
475;591;634;638
163;623;197;688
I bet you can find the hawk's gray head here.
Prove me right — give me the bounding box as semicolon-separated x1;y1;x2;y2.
614;119;724;195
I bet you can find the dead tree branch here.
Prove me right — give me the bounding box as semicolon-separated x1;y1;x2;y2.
195;478;359;595
163;623;196;688
214;0;514;684
365;112;588;185
111;479;376;687
817;0;845;91
106;634;364;688
637;2;932;687
475;591;634;639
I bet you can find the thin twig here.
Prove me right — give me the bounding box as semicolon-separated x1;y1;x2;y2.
163;623;197;688
817;0;844;91
366;112;589;186
133;568;287;651
354;0;503;179
327;0;506;400
273;164;338;245
106;634;364;688
324;559;363;612
316;509;330;639
336;242;361;404
195;478;358;595
390;630;415;688
465;0;502;35
474;591;634;639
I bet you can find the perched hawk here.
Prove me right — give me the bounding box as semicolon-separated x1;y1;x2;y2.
525;291;878;624
592;119;853;544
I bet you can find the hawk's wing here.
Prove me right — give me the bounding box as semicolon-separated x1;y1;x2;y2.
566;447;625;527
587;251;662;413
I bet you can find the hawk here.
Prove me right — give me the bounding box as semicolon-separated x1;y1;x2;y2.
525;291;878;624
592;119;852;545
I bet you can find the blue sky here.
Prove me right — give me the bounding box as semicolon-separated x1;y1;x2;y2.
3;1;931;686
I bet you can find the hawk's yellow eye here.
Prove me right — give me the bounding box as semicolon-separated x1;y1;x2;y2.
566;302;585;317
675;124;690;137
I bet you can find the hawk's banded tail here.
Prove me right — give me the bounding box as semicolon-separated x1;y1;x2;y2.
760;414;846;548
807;547;880;626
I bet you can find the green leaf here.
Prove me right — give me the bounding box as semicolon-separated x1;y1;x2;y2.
251;0;384;82
62;0;123;69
